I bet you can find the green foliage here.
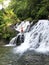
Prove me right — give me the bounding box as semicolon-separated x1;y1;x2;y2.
0;7;17;40
0;0;49;41
0;10;3;25
25;17;32;22
10;0;49;20
0;0;3;2
17;8;30;20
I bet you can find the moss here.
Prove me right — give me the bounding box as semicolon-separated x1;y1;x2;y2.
24;17;33;22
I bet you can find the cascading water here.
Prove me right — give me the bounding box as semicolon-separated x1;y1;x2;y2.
5;21;30;47
5;20;49;54
29;20;49;52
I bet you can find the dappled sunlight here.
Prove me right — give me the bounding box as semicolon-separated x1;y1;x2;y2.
0;0;11;10
5;22;12;27
3;0;11;8
0;4;2;10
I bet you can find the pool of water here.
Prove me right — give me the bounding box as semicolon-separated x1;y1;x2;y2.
0;46;19;65
0;46;49;65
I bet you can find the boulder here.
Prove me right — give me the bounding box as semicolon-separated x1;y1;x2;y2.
15;34;24;46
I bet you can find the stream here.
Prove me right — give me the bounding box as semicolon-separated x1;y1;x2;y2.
0;46;19;65
0;46;49;65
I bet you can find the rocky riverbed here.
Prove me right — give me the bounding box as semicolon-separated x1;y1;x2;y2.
17;50;49;65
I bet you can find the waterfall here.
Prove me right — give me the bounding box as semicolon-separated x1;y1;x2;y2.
5;20;49;54
14;21;30;32
13;20;49;54
29;20;49;52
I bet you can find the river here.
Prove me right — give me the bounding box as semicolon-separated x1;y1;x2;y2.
0;46;49;65
0;46;20;65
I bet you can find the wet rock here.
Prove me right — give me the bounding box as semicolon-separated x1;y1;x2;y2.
14;34;24;46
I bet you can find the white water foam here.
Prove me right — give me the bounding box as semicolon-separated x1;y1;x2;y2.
14;21;30;32
13;32;31;54
6;20;49;54
4;37;16;46
29;20;49;53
